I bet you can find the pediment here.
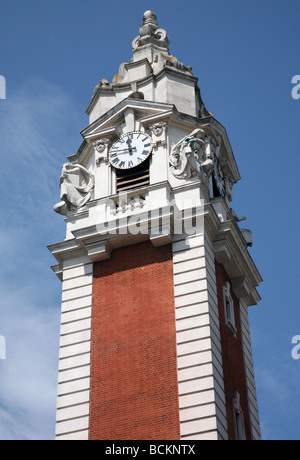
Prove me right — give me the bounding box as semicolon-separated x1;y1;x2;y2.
68;97;240;185
81;98;174;141
67;98;175;163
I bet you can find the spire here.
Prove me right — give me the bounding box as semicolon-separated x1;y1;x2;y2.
132;10;170;51
90;10;194;115
128;10;192;78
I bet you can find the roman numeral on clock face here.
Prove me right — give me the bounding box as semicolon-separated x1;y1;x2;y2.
109;131;152;169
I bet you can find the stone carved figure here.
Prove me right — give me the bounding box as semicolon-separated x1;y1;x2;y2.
54;163;94;215
169;129;214;180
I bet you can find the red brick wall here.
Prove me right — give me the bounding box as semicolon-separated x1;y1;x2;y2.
215;261;252;440
89;241;180;440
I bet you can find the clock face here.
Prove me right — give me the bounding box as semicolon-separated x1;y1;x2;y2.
213;153;226;197
109;131;153;170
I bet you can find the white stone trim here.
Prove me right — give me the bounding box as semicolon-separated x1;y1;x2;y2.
48;184;262;440
239;298;261;440
172;233;228;440
55;257;93;441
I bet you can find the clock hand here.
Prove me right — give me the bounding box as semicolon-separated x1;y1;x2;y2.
126;137;135;154
111;147;137;154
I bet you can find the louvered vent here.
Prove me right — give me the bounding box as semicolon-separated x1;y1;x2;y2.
116;158;150;192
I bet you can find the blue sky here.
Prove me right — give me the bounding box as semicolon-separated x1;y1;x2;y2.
0;0;299;440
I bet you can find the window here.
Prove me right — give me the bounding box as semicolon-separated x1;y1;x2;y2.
223;281;237;337
233;392;246;440
116;157;150;192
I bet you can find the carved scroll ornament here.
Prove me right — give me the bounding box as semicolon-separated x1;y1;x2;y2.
54;163;94;215
132;10;170;51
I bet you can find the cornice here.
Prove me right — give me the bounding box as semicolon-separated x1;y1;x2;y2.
83;98;174;136
204;201;262;306
49;197;262;306
86;65;199;116
47;238;88;270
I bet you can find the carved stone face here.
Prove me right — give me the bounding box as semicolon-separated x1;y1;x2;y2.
93;139;107;153
150;122;167;138
152;123;163;136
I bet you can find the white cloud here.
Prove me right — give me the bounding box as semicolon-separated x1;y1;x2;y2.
252;341;300;440
0;283;60;440
0;75;83;228
0;76;83;439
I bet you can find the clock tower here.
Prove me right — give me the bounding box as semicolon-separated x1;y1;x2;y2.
49;10;262;440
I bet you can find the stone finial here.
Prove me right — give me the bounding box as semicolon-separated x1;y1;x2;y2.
132;10;170;51
111;10;192;85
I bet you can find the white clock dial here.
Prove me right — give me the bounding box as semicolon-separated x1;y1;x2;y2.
109;131;153;170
